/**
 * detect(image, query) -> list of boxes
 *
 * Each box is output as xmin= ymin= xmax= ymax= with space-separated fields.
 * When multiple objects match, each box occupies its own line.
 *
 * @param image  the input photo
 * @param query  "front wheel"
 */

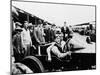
xmin=21 ymin=56 xmax=45 ymax=73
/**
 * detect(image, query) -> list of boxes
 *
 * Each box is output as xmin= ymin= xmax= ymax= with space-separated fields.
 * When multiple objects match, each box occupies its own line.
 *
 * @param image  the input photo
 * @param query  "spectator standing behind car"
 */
xmin=44 ymin=24 xmax=51 ymax=43
xmin=34 ymin=20 xmax=45 ymax=45
xmin=12 ymin=24 xmax=23 ymax=62
xmin=28 ymin=23 xmax=35 ymax=45
xmin=61 ymin=21 xmax=73 ymax=41
xmin=21 ymin=21 xmax=32 ymax=57
xmin=50 ymin=25 xmax=56 ymax=42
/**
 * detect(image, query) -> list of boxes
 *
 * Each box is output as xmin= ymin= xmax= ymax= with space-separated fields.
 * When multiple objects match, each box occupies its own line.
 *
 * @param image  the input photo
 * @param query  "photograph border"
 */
xmin=10 ymin=0 xmax=96 ymax=74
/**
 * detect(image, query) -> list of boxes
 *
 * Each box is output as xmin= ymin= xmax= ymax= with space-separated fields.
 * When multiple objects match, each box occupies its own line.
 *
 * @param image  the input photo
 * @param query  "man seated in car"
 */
xmin=46 ymin=29 xmax=71 ymax=61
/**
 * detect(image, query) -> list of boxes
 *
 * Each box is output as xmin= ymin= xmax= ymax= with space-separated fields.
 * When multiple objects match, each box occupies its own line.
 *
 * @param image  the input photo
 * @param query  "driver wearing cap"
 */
xmin=46 ymin=29 xmax=71 ymax=61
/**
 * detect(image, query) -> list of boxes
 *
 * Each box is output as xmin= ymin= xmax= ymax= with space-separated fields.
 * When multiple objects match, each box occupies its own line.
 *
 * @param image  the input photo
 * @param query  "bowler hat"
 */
xmin=38 ymin=20 xmax=42 ymax=24
xmin=28 ymin=23 xmax=33 ymax=27
xmin=15 ymin=22 xmax=22 ymax=27
xmin=15 ymin=27 xmax=23 ymax=32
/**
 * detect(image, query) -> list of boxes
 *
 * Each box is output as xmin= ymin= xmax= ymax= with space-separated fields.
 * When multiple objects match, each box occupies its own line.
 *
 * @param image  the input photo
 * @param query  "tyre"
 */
xmin=21 ymin=56 xmax=45 ymax=73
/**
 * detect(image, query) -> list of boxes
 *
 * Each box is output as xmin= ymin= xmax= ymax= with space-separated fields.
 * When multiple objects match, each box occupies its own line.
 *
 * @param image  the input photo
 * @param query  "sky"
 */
xmin=12 ymin=1 xmax=95 ymax=26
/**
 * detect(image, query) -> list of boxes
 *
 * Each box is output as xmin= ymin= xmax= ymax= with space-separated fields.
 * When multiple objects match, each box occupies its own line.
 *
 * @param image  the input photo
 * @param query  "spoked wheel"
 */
xmin=21 ymin=56 xmax=45 ymax=73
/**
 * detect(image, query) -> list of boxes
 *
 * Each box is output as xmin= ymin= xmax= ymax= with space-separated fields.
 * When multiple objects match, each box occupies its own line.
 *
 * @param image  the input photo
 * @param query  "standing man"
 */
xmin=12 ymin=22 xmax=23 ymax=62
xmin=44 ymin=24 xmax=51 ymax=43
xmin=21 ymin=21 xmax=32 ymax=57
xmin=50 ymin=25 xmax=56 ymax=42
xmin=34 ymin=20 xmax=45 ymax=45
xmin=33 ymin=20 xmax=46 ymax=55
xmin=61 ymin=21 xmax=73 ymax=41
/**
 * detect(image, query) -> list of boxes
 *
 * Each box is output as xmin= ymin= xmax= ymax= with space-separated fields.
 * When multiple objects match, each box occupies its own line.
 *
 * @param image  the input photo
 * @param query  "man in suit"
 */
xmin=12 ymin=26 xmax=23 ymax=62
xmin=50 ymin=25 xmax=56 ymax=42
xmin=44 ymin=24 xmax=51 ymax=43
xmin=34 ymin=20 xmax=45 ymax=45
xmin=61 ymin=21 xmax=73 ymax=41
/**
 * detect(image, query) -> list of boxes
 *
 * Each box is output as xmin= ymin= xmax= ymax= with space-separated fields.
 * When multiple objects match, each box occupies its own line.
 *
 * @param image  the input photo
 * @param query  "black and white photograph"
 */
xmin=11 ymin=0 xmax=96 ymax=74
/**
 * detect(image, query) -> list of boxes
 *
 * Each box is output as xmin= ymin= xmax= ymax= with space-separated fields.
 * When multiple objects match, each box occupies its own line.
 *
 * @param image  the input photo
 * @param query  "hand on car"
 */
xmin=48 ymin=57 xmax=52 ymax=62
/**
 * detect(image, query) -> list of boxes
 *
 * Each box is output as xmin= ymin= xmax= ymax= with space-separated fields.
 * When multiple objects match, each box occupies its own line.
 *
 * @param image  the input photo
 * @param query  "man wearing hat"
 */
xmin=34 ymin=20 xmax=45 ymax=45
xmin=12 ymin=26 xmax=23 ymax=62
xmin=46 ymin=29 xmax=71 ymax=61
xmin=12 ymin=22 xmax=22 ymax=36
xmin=15 ymin=22 xmax=22 ymax=28
xmin=61 ymin=21 xmax=73 ymax=41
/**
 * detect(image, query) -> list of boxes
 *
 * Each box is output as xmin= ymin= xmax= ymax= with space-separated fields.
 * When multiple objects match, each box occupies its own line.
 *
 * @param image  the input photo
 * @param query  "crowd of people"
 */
xmin=12 ymin=20 xmax=74 ymax=62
